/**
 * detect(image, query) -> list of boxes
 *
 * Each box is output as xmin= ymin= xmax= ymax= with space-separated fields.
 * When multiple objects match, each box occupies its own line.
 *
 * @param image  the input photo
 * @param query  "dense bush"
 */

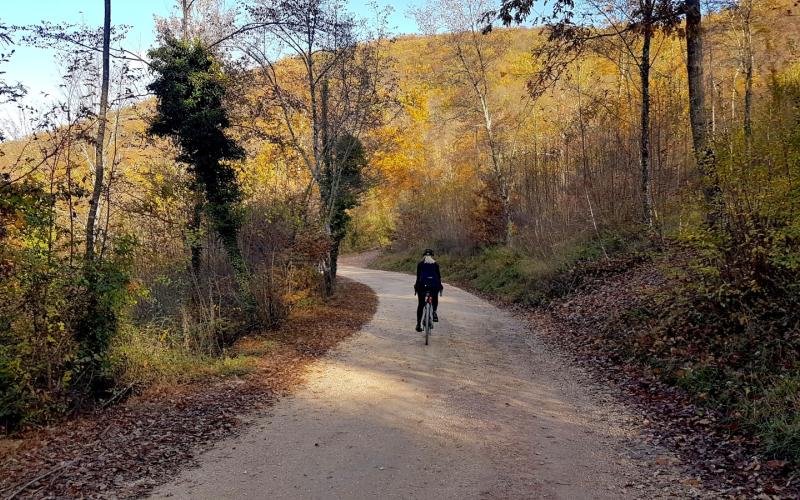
xmin=0 ymin=180 xmax=133 ymax=430
xmin=0 ymin=124 xmax=326 ymax=433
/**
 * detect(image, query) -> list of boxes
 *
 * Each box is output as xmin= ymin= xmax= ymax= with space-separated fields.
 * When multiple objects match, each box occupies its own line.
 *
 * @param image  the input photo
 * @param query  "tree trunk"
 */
xmin=85 ymin=0 xmax=111 ymax=262
xmin=208 ymin=201 xmax=252 ymax=316
xmin=640 ymin=25 xmax=655 ymax=230
xmin=742 ymin=10 xmax=754 ymax=160
xmin=308 ymin=53 xmax=320 ymax=183
xmin=181 ymin=0 xmax=191 ymax=41
xmin=686 ymin=0 xmax=706 ymax=154
xmin=576 ymin=66 xmax=607 ymax=257
xmin=501 ymin=186 xmax=513 ymax=247
xmin=319 ymin=78 xmax=337 ymax=295
xmin=189 ymin=195 xmax=203 ymax=274
xmin=743 ymin=53 xmax=753 ymax=149
xmin=685 ymin=0 xmax=722 ymax=226
xmin=709 ymin=37 xmax=717 ymax=135
xmin=323 ymin=236 xmax=341 ymax=297
xmin=478 ymin=94 xmax=512 ymax=246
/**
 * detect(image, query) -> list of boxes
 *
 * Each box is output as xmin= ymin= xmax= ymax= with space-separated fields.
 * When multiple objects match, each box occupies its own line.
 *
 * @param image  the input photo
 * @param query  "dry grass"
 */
xmin=111 ymin=277 xmax=376 ymax=392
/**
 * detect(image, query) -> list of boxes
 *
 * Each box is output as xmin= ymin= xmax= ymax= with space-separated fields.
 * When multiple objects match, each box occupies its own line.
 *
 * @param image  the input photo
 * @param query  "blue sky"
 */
xmin=0 ymin=0 xmax=422 ymax=120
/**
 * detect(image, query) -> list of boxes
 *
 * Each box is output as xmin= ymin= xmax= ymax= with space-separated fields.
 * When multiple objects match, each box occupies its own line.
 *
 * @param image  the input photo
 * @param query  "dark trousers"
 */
xmin=416 ymin=290 xmax=439 ymax=323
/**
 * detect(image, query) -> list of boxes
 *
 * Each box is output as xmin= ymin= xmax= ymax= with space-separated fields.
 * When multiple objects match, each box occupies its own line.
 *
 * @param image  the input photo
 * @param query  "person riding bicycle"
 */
xmin=414 ymin=249 xmax=443 ymax=332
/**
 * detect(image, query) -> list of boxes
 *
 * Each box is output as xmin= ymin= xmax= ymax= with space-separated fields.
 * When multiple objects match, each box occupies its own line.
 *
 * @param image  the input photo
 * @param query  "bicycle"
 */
xmin=422 ymin=291 xmax=434 ymax=345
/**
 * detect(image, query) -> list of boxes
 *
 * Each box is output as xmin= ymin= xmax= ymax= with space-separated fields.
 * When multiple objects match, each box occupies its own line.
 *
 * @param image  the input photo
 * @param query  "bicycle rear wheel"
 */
xmin=424 ymin=303 xmax=432 ymax=345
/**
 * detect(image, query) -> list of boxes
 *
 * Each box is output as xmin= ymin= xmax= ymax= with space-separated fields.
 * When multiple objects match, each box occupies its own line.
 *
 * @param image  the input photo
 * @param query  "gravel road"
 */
xmin=151 ymin=265 xmax=693 ymax=499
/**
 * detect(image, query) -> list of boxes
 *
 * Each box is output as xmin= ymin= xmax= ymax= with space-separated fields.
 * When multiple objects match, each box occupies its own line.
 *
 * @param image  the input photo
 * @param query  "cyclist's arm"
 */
xmin=435 ymin=263 xmax=443 ymax=295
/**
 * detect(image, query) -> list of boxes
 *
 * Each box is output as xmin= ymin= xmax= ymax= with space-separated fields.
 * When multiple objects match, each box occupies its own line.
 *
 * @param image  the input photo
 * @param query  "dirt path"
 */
xmin=152 ymin=266 xmax=696 ymax=499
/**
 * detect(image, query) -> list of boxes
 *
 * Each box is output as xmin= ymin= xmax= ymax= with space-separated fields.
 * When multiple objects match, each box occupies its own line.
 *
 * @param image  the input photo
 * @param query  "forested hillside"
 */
xmin=1 ymin=0 xmax=799 ymax=491
xmin=355 ymin=0 xmax=800 ymax=255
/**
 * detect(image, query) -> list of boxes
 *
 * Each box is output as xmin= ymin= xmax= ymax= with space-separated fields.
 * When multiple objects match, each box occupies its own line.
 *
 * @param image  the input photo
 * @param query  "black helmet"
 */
xmin=423 ymin=248 xmax=434 ymax=256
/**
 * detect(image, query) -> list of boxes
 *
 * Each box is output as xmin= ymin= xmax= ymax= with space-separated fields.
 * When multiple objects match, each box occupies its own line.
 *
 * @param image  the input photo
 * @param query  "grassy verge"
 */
xmin=373 ymin=232 xmax=649 ymax=304
xmin=110 ymin=325 xmax=262 ymax=388
xmin=110 ymin=279 xmax=376 ymax=392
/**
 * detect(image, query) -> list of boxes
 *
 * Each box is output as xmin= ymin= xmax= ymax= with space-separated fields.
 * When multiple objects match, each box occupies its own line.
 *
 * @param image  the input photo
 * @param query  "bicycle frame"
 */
xmin=423 ymin=292 xmax=433 ymax=345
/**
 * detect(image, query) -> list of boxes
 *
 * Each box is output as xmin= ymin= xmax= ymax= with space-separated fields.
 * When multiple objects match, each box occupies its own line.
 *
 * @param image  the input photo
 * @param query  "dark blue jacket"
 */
xmin=414 ymin=261 xmax=443 ymax=293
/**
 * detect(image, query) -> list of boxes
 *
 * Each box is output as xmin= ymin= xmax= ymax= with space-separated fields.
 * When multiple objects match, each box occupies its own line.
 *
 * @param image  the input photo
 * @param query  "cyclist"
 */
xmin=414 ymin=248 xmax=443 ymax=332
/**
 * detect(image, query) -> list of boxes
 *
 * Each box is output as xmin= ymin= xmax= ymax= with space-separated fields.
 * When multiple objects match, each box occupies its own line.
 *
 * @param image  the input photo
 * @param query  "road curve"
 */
xmin=151 ymin=265 xmax=683 ymax=499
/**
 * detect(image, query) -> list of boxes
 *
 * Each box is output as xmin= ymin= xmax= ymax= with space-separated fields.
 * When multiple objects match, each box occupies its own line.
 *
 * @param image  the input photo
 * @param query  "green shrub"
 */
xmin=0 ymin=181 xmax=133 ymax=430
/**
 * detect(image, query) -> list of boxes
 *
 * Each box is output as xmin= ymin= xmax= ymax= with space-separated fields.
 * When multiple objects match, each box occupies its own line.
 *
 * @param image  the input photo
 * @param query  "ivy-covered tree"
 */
xmin=321 ymin=133 xmax=369 ymax=290
xmin=147 ymin=38 xmax=250 ymax=299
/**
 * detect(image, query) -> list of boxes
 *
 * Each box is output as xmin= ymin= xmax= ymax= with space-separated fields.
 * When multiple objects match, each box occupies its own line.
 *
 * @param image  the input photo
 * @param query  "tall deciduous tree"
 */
xmin=242 ymin=0 xmax=390 ymax=292
xmin=84 ymin=0 xmax=112 ymax=261
xmin=685 ymin=0 xmax=723 ymax=226
xmin=321 ymin=133 xmax=369 ymax=284
xmin=731 ymin=0 xmax=755 ymax=151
